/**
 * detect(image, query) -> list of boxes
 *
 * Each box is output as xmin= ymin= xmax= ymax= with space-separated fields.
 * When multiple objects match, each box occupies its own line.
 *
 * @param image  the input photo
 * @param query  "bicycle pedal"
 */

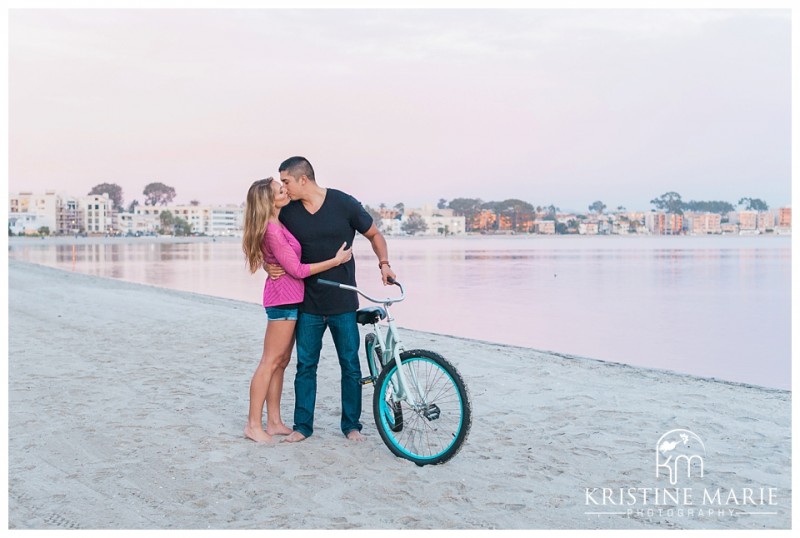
xmin=423 ymin=403 xmax=441 ymax=421
xmin=359 ymin=376 xmax=376 ymax=385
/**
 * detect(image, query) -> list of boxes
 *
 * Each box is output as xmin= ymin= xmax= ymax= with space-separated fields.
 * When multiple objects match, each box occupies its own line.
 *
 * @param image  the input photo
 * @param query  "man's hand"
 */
xmin=265 ymin=262 xmax=286 ymax=280
xmin=380 ymin=264 xmax=396 ymax=286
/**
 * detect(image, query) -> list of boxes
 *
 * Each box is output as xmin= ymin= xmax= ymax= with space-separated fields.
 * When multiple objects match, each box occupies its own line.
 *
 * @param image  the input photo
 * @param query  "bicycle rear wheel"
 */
xmin=364 ymin=333 xmax=382 ymax=379
xmin=373 ymin=350 xmax=471 ymax=466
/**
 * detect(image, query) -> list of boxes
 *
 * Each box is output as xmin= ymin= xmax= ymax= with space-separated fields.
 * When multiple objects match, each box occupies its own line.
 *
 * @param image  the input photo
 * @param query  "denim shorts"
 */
xmin=265 ymin=305 xmax=299 ymax=321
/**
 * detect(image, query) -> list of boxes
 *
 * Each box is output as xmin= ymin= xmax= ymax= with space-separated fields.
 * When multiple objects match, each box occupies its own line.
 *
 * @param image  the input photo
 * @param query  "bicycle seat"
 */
xmin=356 ymin=306 xmax=387 ymax=325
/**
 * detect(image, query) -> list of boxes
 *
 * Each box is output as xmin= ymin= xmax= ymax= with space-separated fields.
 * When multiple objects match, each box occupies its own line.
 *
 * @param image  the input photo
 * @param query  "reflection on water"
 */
xmin=9 ymin=235 xmax=791 ymax=389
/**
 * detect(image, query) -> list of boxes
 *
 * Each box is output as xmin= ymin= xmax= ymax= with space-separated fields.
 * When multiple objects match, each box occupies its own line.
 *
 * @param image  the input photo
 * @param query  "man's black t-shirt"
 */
xmin=279 ymin=188 xmax=373 ymax=315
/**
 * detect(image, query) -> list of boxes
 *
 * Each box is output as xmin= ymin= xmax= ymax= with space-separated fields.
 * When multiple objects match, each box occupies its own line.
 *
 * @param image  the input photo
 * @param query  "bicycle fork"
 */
xmin=371 ymin=313 xmax=426 ymax=412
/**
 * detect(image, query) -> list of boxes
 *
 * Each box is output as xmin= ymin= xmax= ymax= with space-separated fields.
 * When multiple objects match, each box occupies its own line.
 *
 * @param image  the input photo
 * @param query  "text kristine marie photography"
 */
xmin=584 ymin=429 xmax=781 ymax=522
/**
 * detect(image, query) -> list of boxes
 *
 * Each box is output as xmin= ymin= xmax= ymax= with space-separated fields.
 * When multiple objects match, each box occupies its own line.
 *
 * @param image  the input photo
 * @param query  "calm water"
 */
xmin=8 ymin=235 xmax=791 ymax=390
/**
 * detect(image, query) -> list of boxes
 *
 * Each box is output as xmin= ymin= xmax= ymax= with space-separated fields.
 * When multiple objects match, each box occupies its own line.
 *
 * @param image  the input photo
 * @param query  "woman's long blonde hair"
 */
xmin=242 ymin=177 xmax=277 ymax=273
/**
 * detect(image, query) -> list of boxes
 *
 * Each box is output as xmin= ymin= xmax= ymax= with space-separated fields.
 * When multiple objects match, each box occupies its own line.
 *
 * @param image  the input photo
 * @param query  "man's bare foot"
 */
xmin=346 ymin=430 xmax=366 ymax=442
xmin=281 ymin=431 xmax=307 ymax=443
xmin=266 ymin=423 xmax=293 ymax=436
xmin=244 ymin=425 xmax=273 ymax=443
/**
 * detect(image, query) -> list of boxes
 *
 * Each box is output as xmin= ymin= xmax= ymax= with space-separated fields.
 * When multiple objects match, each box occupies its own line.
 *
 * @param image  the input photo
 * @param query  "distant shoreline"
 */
xmin=7 ymin=232 xmax=791 ymax=247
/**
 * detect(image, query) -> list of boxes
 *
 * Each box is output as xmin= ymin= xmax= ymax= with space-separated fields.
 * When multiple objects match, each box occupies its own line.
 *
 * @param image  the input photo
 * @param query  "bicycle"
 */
xmin=318 ymin=277 xmax=472 ymax=466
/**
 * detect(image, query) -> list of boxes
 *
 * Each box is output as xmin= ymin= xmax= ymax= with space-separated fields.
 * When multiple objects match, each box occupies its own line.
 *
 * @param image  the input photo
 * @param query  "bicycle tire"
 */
xmin=373 ymin=350 xmax=471 ymax=466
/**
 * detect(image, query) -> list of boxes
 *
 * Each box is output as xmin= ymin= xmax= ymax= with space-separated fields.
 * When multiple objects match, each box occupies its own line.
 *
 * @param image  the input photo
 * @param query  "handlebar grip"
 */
xmin=387 ymin=276 xmax=397 ymax=285
xmin=317 ymin=278 xmax=342 ymax=288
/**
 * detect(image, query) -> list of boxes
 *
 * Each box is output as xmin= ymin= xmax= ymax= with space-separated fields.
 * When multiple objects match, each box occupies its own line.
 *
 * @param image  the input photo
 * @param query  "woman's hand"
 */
xmin=335 ymin=242 xmax=353 ymax=265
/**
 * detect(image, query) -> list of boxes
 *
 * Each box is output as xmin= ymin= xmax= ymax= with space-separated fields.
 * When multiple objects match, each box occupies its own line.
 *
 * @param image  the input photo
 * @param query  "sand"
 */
xmin=6 ymin=259 xmax=792 ymax=530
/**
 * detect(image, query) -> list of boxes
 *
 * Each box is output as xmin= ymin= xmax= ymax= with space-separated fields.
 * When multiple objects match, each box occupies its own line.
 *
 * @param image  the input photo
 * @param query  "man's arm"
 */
xmin=264 ymin=261 xmax=285 ymax=279
xmin=362 ymin=223 xmax=397 ymax=285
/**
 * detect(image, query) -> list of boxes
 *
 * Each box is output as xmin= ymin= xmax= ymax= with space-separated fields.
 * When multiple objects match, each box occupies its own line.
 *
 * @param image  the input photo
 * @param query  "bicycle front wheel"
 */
xmin=373 ymin=350 xmax=471 ymax=466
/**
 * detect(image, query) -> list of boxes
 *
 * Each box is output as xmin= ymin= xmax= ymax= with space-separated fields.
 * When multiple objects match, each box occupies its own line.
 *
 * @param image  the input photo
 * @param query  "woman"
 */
xmin=242 ymin=177 xmax=351 ymax=443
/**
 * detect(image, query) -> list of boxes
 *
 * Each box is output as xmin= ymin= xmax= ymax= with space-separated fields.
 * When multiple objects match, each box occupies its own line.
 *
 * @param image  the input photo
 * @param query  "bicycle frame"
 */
xmin=320 ymin=277 xmax=472 ymax=466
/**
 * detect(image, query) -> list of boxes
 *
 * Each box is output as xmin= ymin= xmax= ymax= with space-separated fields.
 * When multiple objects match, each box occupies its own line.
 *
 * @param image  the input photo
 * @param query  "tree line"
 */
xmin=649 ymin=192 xmax=769 ymax=215
xmin=88 ymin=181 xmax=179 ymax=212
xmin=367 ymin=193 xmax=772 ymax=234
xmin=87 ymin=181 xmax=192 ymax=235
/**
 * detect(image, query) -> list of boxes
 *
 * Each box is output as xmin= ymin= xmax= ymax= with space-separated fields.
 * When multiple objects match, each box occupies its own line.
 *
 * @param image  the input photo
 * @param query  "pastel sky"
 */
xmin=8 ymin=8 xmax=792 ymax=212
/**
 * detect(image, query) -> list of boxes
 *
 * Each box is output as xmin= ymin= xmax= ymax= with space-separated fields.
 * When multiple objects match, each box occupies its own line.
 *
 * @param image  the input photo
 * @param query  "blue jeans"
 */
xmin=293 ymin=311 xmax=362 ymax=438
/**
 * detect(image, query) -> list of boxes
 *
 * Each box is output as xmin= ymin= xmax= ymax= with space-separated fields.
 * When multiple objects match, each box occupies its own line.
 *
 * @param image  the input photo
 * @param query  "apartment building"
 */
xmin=534 ymin=220 xmax=556 ymax=234
xmin=81 ymin=194 xmax=114 ymax=234
xmin=685 ymin=212 xmax=722 ymax=235
xmin=737 ymin=211 xmax=758 ymax=231
xmin=210 ymin=205 xmax=244 ymax=236
xmin=778 ymin=207 xmax=791 ymax=228
xmin=134 ymin=203 xmax=243 ymax=235
xmin=377 ymin=205 xmax=466 ymax=236
xmin=646 ymin=212 xmax=684 ymax=235
xmin=9 ymin=191 xmax=60 ymax=233
xmin=757 ymin=212 xmax=775 ymax=232
xmin=412 ymin=205 xmax=465 ymax=236
xmin=118 ymin=212 xmax=159 ymax=235
xmin=170 ymin=204 xmax=212 ymax=235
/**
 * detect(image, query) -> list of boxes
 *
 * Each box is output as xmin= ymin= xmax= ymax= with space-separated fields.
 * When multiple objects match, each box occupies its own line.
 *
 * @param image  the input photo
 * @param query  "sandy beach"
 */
xmin=6 ymin=259 xmax=791 ymax=530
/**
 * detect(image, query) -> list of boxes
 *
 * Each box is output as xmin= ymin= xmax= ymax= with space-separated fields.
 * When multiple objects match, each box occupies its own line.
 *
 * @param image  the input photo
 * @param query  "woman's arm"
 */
xmin=266 ymin=227 xmax=351 ymax=278
xmin=307 ymin=242 xmax=351 ymax=275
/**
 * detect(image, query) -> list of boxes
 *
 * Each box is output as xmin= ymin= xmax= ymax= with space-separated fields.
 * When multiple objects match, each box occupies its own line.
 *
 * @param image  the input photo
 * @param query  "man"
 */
xmin=272 ymin=156 xmax=396 ymax=443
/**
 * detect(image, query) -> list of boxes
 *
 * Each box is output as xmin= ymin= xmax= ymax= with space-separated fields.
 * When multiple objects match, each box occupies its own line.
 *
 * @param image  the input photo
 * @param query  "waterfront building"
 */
xmin=378 ymin=207 xmax=401 ymax=220
xmin=132 ymin=203 xmax=243 ymax=235
xmin=8 ymin=212 xmax=43 ymax=235
xmin=170 ymin=204 xmax=212 ymax=234
xmin=58 ymin=197 xmax=81 ymax=235
xmin=757 ymin=212 xmax=775 ymax=232
xmin=778 ymin=207 xmax=791 ymax=228
xmin=534 ymin=220 xmax=556 ymax=234
xmin=775 ymin=207 xmax=791 ymax=234
xmin=737 ymin=211 xmax=758 ymax=231
xmin=9 ymin=191 xmax=85 ymax=235
xmin=9 ymin=191 xmax=60 ymax=233
xmin=473 ymin=209 xmax=498 ymax=231
xmin=209 ymin=205 xmax=243 ymax=236
xmin=685 ymin=212 xmax=722 ymax=235
xmin=378 ymin=206 xmax=465 ymax=236
xmin=379 ymin=217 xmax=403 ymax=236
xmin=80 ymin=194 xmax=114 ymax=235
xmin=118 ymin=211 xmax=159 ymax=235
xmin=410 ymin=205 xmax=465 ymax=236
xmin=646 ymin=212 xmax=684 ymax=235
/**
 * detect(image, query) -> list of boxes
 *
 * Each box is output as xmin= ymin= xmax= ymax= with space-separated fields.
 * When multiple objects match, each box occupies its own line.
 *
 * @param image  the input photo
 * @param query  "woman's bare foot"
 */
xmin=281 ymin=431 xmax=307 ymax=443
xmin=244 ymin=425 xmax=273 ymax=443
xmin=266 ymin=422 xmax=293 ymax=436
xmin=346 ymin=430 xmax=366 ymax=442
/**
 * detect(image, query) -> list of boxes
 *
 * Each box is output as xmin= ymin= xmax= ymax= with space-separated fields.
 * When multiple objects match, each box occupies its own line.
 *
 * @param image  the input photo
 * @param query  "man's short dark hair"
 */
xmin=279 ymin=156 xmax=315 ymax=181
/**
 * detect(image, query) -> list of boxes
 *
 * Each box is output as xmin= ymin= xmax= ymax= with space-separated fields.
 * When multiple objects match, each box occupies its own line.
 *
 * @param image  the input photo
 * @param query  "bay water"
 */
xmin=8 ymin=235 xmax=791 ymax=389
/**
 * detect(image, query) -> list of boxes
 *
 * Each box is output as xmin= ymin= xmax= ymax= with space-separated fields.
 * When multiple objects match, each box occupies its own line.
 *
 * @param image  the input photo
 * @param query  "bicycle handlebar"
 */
xmin=317 ymin=277 xmax=405 ymax=305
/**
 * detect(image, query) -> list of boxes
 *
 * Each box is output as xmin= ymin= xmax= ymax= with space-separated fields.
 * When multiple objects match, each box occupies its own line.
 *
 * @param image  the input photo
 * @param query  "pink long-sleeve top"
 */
xmin=261 ymin=222 xmax=311 ymax=308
